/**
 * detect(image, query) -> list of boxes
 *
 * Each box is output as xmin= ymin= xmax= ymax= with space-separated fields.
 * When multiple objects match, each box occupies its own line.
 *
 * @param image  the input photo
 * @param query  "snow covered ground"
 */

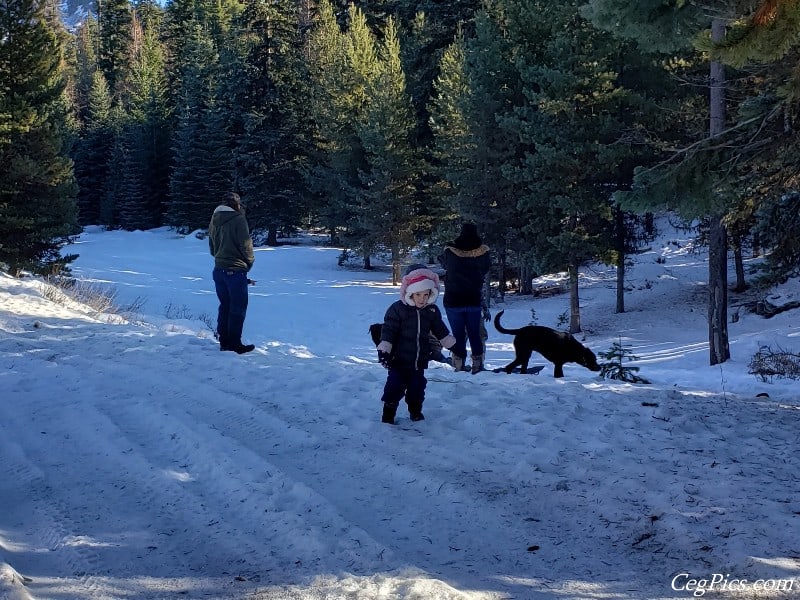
xmin=1 ymin=222 xmax=799 ymax=600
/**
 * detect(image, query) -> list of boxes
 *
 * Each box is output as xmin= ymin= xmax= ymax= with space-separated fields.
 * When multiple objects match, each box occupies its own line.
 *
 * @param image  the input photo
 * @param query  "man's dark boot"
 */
xmin=218 ymin=330 xmax=231 ymax=351
xmin=222 ymin=341 xmax=255 ymax=354
xmin=381 ymin=403 xmax=397 ymax=424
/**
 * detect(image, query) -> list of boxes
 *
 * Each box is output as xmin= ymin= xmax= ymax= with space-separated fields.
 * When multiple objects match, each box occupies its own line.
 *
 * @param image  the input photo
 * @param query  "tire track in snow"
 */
xmin=1 ymin=339 xmax=273 ymax=599
xmin=0 ymin=388 xmax=119 ymax=599
xmin=73 ymin=344 xmax=402 ymax=589
xmin=98 ymin=391 xmax=386 ymax=579
xmin=178 ymin=361 xmax=549 ymax=591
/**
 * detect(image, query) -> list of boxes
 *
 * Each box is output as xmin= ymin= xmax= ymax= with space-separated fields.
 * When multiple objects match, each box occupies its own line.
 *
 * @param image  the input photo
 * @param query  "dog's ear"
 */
xmin=369 ymin=323 xmax=383 ymax=346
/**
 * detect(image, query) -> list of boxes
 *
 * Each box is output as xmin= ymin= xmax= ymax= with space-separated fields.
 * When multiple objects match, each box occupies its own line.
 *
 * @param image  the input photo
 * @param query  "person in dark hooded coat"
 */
xmin=438 ymin=223 xmax=491 ymax=373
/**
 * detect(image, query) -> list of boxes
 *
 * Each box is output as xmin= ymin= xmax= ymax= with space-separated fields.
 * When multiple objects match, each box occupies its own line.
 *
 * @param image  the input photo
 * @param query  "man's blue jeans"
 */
xmin=445 ymin=306 xmax=484 ymax=359
xmin=213 ymin=268 xmax=249 ymax=347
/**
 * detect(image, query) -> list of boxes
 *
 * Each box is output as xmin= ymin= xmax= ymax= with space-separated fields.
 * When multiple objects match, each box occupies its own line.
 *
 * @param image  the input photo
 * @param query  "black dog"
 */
xmin=369 ymin=323 xmax=450 ymax=365
xmin=493 ymin=311 xmax=601 ymax=378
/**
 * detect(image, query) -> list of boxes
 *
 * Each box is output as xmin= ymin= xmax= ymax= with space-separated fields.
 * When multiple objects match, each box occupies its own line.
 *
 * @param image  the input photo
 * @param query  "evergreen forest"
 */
xmin=2 ymin=0 xmax=800 ymax=365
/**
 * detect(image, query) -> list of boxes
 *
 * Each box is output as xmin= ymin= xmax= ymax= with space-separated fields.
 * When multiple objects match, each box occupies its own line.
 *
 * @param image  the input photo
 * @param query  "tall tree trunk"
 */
xmin=614 ymin=206 xmax=625 ymax=314
xmin=568 ymin=263 xmax=581 ymax=334
xmin=519 ymin=261 xmax=532 ymax=295
xmin=616 ymin=254 xmax=626 ymax=314
xmin=498 ymin=252 xmax=507 ymax=300
xmin=391 ymin=243 xmax=401 ymax=285
xmin=732 ymin=234 xmax=747 ymax=292
xmin=708 ymin=217 xmax=730 ymax=364
xmin=708 ymin=18 xmax=731 ymax=366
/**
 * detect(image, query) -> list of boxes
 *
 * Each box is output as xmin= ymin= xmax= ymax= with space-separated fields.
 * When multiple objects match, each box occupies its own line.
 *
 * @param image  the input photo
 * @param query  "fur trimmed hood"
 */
xmin=399 ymin=268 xmax=441 ymax=306
xmin=444 ymin=244 xmax=490 ymax=258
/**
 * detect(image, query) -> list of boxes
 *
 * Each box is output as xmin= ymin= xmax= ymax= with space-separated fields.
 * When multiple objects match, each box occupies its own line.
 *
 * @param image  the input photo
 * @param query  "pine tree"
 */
xmin=0 ymin=0 xmax=79 ymax=275
xmin=117 ymin=13 xmax=170 ymax=230
xmin=72 ymin=15 xmax=100 ymax=122
xmin=228 ymin=0 xmax=310 ymax=245
xmin=582 ymin=0 xmax=706 ymax=54
xmin=358 ymin=16 xmax=421 ymax=283
xmin=415 ymin=0 xmax=480 ymax=37
xmin=430 ymin=9 xmax=525 ymax=295
xmin=460 ymin=8 xmax=524 ymax=261
xmin=411 ymin=0 xmax=481 ymax=141
xmin=598 ymin=339 xmax=650 ymax=384
xmin=341 ymin=4 xmax=391 ymax=264
xmin=100 ymin=103 xmax=129 ymax=227
xmin=113 ymin=132 xmax=150 ymax=229
xmin=134 ymin=0 xmax=163 ymax=31
xmin=304 ymin=0 xmax=350 ymax=243
xmin=585 ymin=0 xmax=739 ymax=363
xmin=167 ymin=22 xmax=231 ymax=231
xmin=306 ymin=1 xmax=380 ymax=260
xmin=97 ymin=0 xmax=134 ymax=99
xmin=702 ymin=2 xmax=800 ymax=286
xmin=73 ymin=70 xmax=114 ymax=225
xmin=427 ymin=29 xmax=471 ymax=250
xmin=501 ymin=0 xmax=641 ymax=332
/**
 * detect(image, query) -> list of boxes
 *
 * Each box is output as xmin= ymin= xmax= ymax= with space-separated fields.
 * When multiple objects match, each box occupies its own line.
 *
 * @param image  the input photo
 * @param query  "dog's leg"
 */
xmin=516 ymin=347 xmax=533 ymax=374
xmin=553 ymin=363 xmax=565 ymax=378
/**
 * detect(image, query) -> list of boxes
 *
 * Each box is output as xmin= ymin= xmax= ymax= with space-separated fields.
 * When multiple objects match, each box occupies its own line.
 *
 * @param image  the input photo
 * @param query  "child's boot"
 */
xmin=451 ymin=353 xmax=465 ymax=372
xmin=471 ymin=354 xmax=484 ymax=374
xmin=381 ymin=402 xmax=397 ymax=424
xmin=407 ymin=400 xmax=425 ymax=422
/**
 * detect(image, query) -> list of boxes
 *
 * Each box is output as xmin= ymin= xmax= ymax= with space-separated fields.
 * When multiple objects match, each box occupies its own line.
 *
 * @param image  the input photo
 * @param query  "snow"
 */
xmin=1 ymin=222 xmax=799 ymax=600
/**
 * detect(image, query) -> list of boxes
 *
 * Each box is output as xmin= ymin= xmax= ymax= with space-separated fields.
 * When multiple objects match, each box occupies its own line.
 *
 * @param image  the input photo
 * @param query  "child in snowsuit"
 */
xmin=377 ymin=267 xmax=456 ymax=424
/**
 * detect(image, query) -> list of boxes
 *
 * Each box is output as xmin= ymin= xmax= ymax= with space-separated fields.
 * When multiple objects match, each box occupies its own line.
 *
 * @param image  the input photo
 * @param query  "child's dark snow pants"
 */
xmin=381 ymin=367 xmax=426 ymax=417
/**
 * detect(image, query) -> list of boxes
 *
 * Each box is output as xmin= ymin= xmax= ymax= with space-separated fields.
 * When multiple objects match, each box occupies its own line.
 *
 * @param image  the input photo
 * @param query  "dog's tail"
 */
xmin=493 ymin=310 xmax=524 ymax=336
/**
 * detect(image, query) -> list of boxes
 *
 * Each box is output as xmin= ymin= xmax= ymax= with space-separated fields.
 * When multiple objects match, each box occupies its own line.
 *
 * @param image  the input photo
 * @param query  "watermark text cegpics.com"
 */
xmin=672 ymin=573 xmax=796 ymax=597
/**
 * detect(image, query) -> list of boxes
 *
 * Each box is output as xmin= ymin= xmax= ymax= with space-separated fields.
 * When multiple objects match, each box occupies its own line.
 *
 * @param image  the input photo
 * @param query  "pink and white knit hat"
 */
xmin=400 ymin=268 xmax=440 ymax=306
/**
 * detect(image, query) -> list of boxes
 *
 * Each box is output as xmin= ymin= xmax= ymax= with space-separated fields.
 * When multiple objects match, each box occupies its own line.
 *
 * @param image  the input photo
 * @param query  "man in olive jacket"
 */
xmin=209 ymin=192 xmax=256 ymax=354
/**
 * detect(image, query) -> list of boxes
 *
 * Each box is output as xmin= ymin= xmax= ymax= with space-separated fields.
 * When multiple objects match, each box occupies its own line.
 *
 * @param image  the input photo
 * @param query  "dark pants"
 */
xmin=213 ymin=268 xmax=249 ymax=347
xmin=445 ymin=306 xmax=484 ymax=357
xmin=381 ymin=367 xmax=427 ymax=415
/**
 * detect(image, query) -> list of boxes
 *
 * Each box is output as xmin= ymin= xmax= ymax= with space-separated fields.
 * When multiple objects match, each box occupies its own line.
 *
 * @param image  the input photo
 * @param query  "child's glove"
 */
xmin=482 ymin=306 xmax=491 ymax=322
xmin=377 ymin=350 xmax=392 ymax=369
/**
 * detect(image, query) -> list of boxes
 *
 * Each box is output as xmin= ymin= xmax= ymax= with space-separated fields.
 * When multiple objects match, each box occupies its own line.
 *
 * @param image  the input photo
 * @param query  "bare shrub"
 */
xmin=69 ymin=281 xmax=119 ymax=313
xmin=164 ymin=304 xmax=216 ymax=335
xmin=163 ymin=301 xmax=194 ymax=320
xmin=40 ymin=276 xmax=145 ymax=322
xmin=196 ymin=312 xmax=216 ymax=333
xmin=118 ymin=296 xmax=147 ymax=319
xmin=748 ymin=344 xmax=800 ymax=382
xmin=39 ymin=279 xmax=71 ymax=305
